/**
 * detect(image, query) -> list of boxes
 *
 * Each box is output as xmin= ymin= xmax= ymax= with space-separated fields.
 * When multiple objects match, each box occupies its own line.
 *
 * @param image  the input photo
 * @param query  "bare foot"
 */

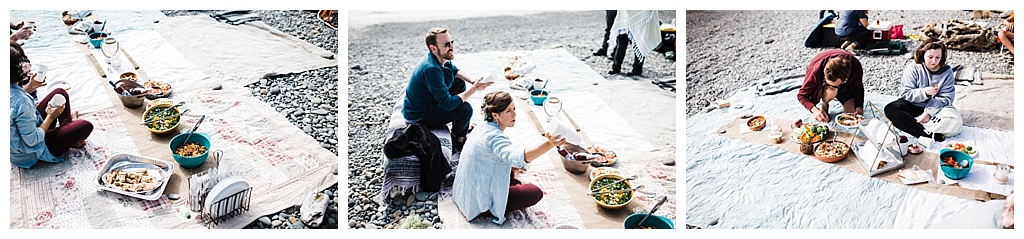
xmin=71 ymin=111 xmax=79 ymax=121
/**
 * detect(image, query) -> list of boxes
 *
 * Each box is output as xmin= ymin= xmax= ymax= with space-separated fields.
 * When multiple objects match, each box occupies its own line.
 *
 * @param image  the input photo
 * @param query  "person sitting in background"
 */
xmin=452 ymin=91 xmax=565 ymax=225
xmin=998 ymin=12 xmax=1014 ymax=55
xmin=836 ymin=10 xmax=870 ymax=53
xmin=797 ymin=49 xmax=865 ymax=123
xmin=883 ymin=40 xmax=955 ymax=141
xmin=10 ymin=42 xmax=93 ymax=168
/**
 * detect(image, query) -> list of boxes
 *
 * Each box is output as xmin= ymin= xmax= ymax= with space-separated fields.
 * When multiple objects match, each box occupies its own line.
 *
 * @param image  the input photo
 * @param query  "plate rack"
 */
xmin=188 ymin=172 xmax=254 ymax=228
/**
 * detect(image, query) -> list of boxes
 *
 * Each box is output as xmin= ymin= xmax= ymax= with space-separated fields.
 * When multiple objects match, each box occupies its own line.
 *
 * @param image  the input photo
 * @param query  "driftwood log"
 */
xmin=920 ymin=19 xmax=997 ymax=51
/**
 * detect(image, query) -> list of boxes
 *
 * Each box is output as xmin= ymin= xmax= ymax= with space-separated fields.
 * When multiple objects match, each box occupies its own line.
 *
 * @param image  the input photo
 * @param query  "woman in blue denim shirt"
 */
xmin=452 ymin=91 xmax=566 ymax=224
xmin=10 ymin=42 xmax=93 ymax=168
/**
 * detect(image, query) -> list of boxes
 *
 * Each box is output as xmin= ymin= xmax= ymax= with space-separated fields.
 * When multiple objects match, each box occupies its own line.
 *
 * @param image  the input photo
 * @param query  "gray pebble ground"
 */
xmin=347 ymin=10 xmax=676 ymax=229
xmin=160 ymin=10 xmax=339 ymax=229
xmin=686 ymin=10 xmax=1014 ymax=118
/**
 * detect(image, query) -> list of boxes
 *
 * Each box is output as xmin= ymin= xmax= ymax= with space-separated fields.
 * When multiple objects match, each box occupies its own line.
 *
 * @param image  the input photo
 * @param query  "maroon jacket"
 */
xmin=797 ymin=49 xmax=864 ymax=111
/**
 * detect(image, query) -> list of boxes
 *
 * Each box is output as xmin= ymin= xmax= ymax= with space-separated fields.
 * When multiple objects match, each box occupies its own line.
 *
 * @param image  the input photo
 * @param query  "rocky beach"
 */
xmin=686 ymin=10 xmax=1014 ymax=118
xmin=347 ymin=10 xmax=677 ymax=229
xmin=161 ymin=10 xmax=340 ymax=229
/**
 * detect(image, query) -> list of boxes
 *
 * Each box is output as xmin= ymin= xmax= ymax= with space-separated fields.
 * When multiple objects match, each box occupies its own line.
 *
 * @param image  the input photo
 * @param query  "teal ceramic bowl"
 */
xmin=623 ymin=213 xmax=674 ymax=229
xmin=169 ymin=132 xmax=210 ymax=169
xmin=88 ymin=32 xmax=108 ymax=48
xmin=939 ymin=149 xmax=973 ymax=180
xmin=530 ymin=89 xmax=548 ymax=106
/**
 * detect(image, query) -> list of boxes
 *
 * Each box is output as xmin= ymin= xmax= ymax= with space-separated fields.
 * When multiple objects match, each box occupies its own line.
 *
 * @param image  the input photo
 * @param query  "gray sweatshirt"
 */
xmin=898 ymin=64 xmax=955 ymax=117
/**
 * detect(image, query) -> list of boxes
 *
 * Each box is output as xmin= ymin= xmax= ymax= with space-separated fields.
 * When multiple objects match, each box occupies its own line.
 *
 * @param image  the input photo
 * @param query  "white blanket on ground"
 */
xmin=686 ymin=88 xmax=1012 ymax=229
xmin=436 ymin=49 xmax=674 ymax=228
xmin=23 ymin=44 xmax=113 ymax=114
xmin=153 ymin=15 xmax=337 ymax=85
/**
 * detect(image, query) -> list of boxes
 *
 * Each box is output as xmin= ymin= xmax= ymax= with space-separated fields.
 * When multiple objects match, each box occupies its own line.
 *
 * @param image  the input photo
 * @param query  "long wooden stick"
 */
xmin=121 ymin=48 xmax=141 ymax=70
xmin=561 ymin=108 xmax=582 ymax=132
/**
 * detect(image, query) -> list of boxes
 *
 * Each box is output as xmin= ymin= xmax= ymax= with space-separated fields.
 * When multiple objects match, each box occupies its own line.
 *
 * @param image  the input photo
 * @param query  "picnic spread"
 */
xmin=10 ymin=10 xmax=337 ymax=229
xmin=688 ymin=80 xmax=1014 ymax=228
xmin=378 ymin=49 xmax=676 ymax=229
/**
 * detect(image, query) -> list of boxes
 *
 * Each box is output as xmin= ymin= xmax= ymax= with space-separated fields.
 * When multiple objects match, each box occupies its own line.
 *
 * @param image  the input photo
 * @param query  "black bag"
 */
xmin=655 ymin=31 xmax=675 ymax=54
xmin=865 ymin=41 xmax=908 ymax=55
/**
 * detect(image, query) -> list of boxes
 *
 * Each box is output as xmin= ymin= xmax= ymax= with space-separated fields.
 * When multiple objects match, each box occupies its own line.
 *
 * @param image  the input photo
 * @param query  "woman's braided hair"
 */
xmin=481 ymin=91 xmax=512 ymax=122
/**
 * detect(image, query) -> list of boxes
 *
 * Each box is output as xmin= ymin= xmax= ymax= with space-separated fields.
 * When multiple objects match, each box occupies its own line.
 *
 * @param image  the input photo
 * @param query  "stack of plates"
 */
xmin=204 ymin=176 xmax=250 ymax=218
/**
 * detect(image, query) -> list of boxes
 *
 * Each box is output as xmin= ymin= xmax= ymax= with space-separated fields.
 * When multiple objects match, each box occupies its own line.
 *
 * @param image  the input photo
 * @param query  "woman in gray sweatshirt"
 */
xmin=883 ymin=40 xmax=955 ymax=141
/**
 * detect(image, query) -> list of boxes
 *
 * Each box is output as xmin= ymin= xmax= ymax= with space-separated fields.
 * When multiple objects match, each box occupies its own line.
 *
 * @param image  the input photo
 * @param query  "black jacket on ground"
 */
xmin=383 ymin=123 xmax=451 ymax=192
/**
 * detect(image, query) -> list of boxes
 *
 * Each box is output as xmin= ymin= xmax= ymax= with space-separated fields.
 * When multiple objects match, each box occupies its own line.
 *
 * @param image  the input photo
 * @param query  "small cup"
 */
xmin=768 ymin=132 xmax=784 ymax=144
xmin=897 ymin=137 xmax=910 ymax=156
xmin=48 ymin=94 xmax=66 ymax=108
xmin=31 ymin=64 xmax=48 ymax=82
xmin=993 ymin=164 xmax=1010 ymax=184
xmin=23 ymin=21 xmax=36 ymax=30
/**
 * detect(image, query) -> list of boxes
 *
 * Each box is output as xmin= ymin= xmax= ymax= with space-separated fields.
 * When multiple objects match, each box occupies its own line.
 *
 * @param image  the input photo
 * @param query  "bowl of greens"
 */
xmin=589 ymin=174 xmax=635 ymax=210
xmin=143 ymin=101 xmax=182 ymax=135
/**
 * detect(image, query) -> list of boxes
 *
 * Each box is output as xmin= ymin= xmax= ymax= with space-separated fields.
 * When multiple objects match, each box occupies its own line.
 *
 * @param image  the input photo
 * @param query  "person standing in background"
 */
xmin=608 ymin=10 xmax=661 ymax=76
xmin=592 ymin=10 xmax=617 ymax=57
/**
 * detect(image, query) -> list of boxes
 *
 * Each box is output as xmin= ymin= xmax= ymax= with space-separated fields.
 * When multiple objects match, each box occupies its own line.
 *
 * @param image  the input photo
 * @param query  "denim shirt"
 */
xmin=452 ymin=121 xmax=527 ymax=224
xmin=402 ymin=52 xmax=461 ymax=122
xmin=10 ymin=84 xmax=57 ymax=168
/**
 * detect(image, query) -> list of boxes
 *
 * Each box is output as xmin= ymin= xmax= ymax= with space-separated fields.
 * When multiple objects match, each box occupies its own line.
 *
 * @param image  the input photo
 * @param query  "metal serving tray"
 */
xmin=94 ymin=153 xmax=175 ymax=201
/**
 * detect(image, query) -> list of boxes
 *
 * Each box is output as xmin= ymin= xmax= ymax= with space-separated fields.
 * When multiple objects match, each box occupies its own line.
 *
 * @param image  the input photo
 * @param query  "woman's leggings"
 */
xmin=36 ymin=88 xmax=93 ymax=156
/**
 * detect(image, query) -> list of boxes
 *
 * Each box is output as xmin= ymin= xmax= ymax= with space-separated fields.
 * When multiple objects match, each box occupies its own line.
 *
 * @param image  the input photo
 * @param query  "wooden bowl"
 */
xmin=747 ymin=116 xmax=766 ymax=131
xmin=119 ymin=72 xmax=138 ymax=82
xmin=813 ymin=141 xmax=849 ymax=163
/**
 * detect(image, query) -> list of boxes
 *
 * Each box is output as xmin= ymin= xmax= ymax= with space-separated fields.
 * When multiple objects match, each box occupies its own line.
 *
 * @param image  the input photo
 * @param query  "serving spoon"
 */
xmin=181 ymin=115 xmax=206 ymax=145
xmin=588 ymin=185 xmax=644 ymax=196
xmin=590 ymin=175 xmax=639 ymax=193
xmin=636 ymin=196 xmax=669 ymax=228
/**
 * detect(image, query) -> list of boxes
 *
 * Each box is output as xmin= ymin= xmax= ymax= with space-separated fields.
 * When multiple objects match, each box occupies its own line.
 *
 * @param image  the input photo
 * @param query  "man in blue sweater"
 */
xmin=402 ymin=27 xmax=493 ymax=151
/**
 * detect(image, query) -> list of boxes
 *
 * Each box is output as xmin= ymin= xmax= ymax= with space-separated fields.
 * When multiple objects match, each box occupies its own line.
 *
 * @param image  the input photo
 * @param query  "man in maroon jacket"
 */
xmin=797 ymin=49 xmax=865 ymax=123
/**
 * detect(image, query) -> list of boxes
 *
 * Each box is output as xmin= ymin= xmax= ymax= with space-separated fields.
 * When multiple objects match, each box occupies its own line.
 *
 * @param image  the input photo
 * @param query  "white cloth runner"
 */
xmin=23 ymin=44 xmax=113 ymax=114
xmin=113 ymin=30 xmax=207 ymax=88
xmin=153 ymin=15 xmax=337 ymax=85
xmin=457 ymin=49 xmax=655 ymax=155
xmin=935 ymin=163 xmax=1015 ymax=196
xmin=891 ymin=187 xmax=982 ymax=229
xmin=930 ymin=125 xmax=1015 ymax=167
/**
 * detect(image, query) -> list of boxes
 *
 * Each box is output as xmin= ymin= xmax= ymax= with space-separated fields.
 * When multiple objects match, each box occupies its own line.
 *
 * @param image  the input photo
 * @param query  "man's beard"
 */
xmin=436 ymin=48 xmax=454 ymax=61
